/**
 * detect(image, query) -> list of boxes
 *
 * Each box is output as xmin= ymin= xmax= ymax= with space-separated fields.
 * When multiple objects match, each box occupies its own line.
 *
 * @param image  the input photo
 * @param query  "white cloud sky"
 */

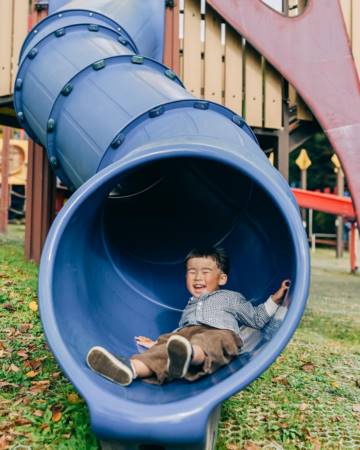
xmin=262 ymin=0 xmax=283 ymax=12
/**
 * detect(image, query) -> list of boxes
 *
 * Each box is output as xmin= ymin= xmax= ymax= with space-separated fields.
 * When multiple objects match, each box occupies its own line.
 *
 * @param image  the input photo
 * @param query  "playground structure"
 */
xmin=0 ymin=2 xmax=358 ymax=448
xmin=0 ymin=137 xmax=28 ymax=221
xmin=12 ymin=0 xmax=312 ymax=449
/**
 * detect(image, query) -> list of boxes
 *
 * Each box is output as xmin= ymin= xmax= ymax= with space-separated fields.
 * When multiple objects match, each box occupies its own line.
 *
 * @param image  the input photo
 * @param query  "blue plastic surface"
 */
xmin=16 ymin=0 xmax=310 ymax=447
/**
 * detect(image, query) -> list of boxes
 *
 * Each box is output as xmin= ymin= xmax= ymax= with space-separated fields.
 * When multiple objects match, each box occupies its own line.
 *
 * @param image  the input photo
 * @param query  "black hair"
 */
xmin=185 ymin=247 xmax=230 ymax=275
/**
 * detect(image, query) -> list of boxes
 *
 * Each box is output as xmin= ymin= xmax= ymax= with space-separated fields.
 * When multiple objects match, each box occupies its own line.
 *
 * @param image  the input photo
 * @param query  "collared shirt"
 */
xmin=178 ymin=289 xmax=278 ymax=337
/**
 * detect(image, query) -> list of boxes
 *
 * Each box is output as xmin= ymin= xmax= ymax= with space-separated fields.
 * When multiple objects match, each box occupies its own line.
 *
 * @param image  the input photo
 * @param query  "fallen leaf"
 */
xmin=0 ymin=342 xmax=5 ymax=350
xmin=19 ymin=323 xmax=32 ymax=333
xmin=0 ymin=434 xmax=12 ymax=450
xmin=52 ymin=409 xmax=62 ymax=423
xmin=243 ymin=442 xmax=261 ymax=450
xmin=307 ymin=437 xmax=321 ymax=450
xmin=14 ymin=416 xmax=32 ymax=426
xmin=330 ymin=415 xmax=342 ymax=422
xmin=29 ymin=380 xmax=50 ymax=395
xmin=33 ymin=410 xmax=43 ymax=417
xmin=40 ymin=423 xmax=48 ymax=430
xmin=25 ymin=359 xmax=43 ymax=370
xmin=272 ymin=374 xmax=290 ymax=386
xmin=301 ymin=362 xmax=315 ymax=373
xmin=9 ymin=363 xmax=20 ymax=373
xmin=67 ymin=393 xmax=80 ymax=404
xmin=299 ymin=402 xmax=308 ymax=411
xmin=25 ymin=370 xmax=39 ymax=378
xmin=0 ymin=381 xmax=17 ymax=391
xmin=352 ymin=404 xmax=360 ymax=413
xmin=28 ymin=301 xmax=38 ymax=312
xmin=5 ymin=327 xmax=16 ymax=337
xmin=16 ymin=350 xmax=29 ymax=359
xmin=2 ymin=304 xmax=16 ymax=312
xmin=52 ymin=372 xmax=61 ymax=379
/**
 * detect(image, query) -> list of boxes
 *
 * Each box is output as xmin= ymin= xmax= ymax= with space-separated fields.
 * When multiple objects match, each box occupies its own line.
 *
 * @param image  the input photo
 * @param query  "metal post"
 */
xmin=349 ymin=221 xmax=358 ymax=273
xmin=277 ymin=82 xmax=289 ymax=181
xmin=300 ymin=168 xmax=307 ymax=222
xmin=336 ymin=168 xmax=344 ymax=258
xmin=0 ymin=127 xmax=11 ymax=234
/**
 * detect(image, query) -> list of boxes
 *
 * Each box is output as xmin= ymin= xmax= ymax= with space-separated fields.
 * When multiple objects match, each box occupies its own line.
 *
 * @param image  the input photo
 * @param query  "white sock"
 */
xmin=130 ymin=360 xmax=138 ymax=378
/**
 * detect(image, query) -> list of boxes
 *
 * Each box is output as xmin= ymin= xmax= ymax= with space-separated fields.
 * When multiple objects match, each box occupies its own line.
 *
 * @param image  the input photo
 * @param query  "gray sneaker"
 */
xmin=166 ymin=335 xmax=193 ymax=378
xmin=86 ymin=346 xmax=134 ymax=386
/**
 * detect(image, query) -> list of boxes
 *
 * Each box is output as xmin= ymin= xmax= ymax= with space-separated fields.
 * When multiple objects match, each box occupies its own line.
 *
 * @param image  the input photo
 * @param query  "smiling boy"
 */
xmin=87 ymin=247 xmax=290 ymax=386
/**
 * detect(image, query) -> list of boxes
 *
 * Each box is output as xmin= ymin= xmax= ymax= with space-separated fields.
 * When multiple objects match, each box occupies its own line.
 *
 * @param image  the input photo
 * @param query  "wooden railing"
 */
xmin=178 ymin=0 xmax=283 ymax=129
xmin=0 ymin=0 xmax=28 ymax=97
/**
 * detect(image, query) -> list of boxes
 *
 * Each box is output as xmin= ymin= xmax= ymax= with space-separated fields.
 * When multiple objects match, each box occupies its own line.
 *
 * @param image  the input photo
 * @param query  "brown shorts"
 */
xmin=132 ymin=325 xmax=242 ymax=384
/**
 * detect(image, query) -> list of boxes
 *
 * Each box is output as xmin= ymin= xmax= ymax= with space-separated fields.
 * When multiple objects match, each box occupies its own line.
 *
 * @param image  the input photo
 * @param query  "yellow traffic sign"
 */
xmin=296 ymin=148 xmax=312 ymax=171
xmin=331 ymin=153 xmax=341 ymax=169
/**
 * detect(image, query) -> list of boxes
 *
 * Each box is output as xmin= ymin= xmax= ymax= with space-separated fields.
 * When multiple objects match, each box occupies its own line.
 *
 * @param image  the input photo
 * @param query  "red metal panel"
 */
xmin=292 ymin=188 xmax=355 ymax=219
xmin=208 ymin=0 xmax=360 ymax=225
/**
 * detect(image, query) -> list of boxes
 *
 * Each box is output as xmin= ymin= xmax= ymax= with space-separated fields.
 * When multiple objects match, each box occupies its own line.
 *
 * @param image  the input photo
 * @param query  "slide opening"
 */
xmin=51 ymin=154 xmax=296 ymax=403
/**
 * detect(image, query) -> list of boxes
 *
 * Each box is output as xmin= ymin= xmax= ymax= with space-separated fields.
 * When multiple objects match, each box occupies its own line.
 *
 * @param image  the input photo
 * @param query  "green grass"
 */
xmin=0 ymin=228 xmax=359 ymax=449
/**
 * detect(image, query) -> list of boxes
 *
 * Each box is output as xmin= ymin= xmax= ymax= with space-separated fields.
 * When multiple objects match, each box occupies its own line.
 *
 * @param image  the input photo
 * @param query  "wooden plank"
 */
xmin=224 ymin=27 xmax=243 ymax=115
xmin=244 ymin=43 xmax=263 ymax=127
xmin=264 ymin=61 xmax=282 ymax=129
xmin=297 ymin=0 xmax=307 ymax=14
xmin=0 ymin=0 xmax=13 ymax=96
xmin=11 ymin=0 xmax=29 ymax=87
xmin=288 ymin=84 xmax=297 ymax=108
xmin=351 ymin=0 xmax=360 ymax=75
xmin=183 ymin=0 xmax=202 ymax=96
xmin=297 ymin=94 xmax=313 ymax=121
xmin=288 ymin=0 xmax=298 ymax=17
xmin=340 ymin=0 xmax=352 ymax=40
xmin=204 ymin=8 xmax=223 ymax=103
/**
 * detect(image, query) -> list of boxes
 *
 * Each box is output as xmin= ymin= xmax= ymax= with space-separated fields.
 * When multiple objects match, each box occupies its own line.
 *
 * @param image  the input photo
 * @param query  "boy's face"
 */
xmin=186 ymin=256 xmax=228 ymax=298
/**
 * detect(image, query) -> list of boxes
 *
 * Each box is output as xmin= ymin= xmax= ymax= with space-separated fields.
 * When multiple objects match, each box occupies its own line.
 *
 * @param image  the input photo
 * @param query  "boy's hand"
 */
xmin=272 ymin=279 xmax=291 ymax=305
xmin=135 ymin=336 xmax=157 ymax=349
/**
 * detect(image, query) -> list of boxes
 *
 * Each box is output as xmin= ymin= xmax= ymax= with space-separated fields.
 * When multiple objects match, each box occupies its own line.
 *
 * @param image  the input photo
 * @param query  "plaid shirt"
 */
xmin=178 ymin=289 xmax=278 ymax=336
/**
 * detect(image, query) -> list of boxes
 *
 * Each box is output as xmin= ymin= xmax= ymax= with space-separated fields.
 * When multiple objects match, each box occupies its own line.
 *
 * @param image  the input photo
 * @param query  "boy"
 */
xmin=87 ymin=247 xmax=290 ymax=386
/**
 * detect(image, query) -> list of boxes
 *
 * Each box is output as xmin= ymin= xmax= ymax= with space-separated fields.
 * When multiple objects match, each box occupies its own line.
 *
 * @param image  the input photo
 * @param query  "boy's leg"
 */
xmin=131 ymin=332 xmax=174 ymax=384
xmin=182 ymin=326 xmax=242 ymax=381
xmin=130 ymin=358 xmax=154 ymax=378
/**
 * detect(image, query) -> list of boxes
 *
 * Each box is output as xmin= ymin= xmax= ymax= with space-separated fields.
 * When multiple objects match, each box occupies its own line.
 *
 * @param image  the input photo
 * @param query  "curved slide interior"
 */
xmin=15 ymin=1 xmax=310 ymax=448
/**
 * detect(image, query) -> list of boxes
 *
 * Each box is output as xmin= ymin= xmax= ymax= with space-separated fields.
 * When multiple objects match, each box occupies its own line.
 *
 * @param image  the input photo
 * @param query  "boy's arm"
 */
xmin=234 ymin=295 xmax=278 ymax=329
xmin=235 ymin=280 xmax=290 ymax=329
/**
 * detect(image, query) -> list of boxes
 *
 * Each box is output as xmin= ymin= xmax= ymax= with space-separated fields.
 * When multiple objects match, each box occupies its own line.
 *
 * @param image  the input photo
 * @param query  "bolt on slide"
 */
xmin=14 ymin=1 xmax=310 ymax=448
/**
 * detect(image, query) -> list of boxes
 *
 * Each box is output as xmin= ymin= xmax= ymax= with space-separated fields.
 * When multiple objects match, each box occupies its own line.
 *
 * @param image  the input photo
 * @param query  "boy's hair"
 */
xmin=185 ymin=247 xmax=230 ymax=275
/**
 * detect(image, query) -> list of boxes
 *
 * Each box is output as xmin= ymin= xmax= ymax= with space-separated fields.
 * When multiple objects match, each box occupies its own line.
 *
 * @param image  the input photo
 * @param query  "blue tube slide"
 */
xmin=14 ymin=1 xmax=310 ymax=448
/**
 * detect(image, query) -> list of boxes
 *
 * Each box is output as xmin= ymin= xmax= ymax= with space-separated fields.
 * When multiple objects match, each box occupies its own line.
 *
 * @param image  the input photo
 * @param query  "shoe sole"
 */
xmin=166 ymin=335 xmax=192 ymax=378
xmin=86 ymin=346 xmax=133 ymax=386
